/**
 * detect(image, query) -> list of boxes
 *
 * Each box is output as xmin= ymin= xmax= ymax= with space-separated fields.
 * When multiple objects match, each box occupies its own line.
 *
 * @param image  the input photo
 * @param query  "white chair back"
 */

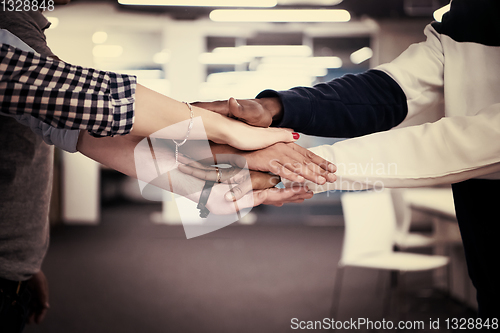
xmin=340 ymin=190 xmax=396 ymax=265
xmin=390 ymin=189 xmax=412 ymax=239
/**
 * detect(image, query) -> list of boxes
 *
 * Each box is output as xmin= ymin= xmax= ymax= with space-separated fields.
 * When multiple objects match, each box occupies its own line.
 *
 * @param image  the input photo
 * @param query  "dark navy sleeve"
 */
xmin=256 ymin=69 xmax=408 ymax=138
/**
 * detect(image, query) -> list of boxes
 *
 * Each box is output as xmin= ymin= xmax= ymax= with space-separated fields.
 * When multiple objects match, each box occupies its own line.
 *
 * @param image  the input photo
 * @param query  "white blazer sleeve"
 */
xmin=376 ymin=25 xmax=446 ymax=127
xmin=286 ymin=103 xmax=500 ymax=192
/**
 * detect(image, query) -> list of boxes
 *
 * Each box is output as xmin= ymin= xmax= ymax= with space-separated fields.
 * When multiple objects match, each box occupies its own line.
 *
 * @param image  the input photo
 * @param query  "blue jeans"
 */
xmin=0 ymin=279 xmax=31 ymax=333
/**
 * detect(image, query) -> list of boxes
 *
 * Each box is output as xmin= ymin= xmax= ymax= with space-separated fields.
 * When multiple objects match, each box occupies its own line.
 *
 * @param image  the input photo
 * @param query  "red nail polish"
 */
xmin=292 ymin=132 xmax=300 ymax=140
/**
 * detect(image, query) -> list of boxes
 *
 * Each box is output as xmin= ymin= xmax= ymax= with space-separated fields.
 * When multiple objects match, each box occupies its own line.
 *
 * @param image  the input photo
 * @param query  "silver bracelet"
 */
xmin=173 ymin=101 xmax=194 ymax=164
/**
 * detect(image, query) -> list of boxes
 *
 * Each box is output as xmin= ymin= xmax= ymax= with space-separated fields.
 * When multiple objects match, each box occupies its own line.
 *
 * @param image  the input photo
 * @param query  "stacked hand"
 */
xmin=77 ymin=91 xmax=336 ymax=214
xmin=173 ymin=96 xmax=337 ymax=209
xmin=193 ymin=96 xmax=282 ymax=128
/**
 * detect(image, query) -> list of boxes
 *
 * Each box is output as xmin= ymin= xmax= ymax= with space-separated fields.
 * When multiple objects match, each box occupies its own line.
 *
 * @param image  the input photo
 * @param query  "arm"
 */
xmin=285 ymin=103 xmax=500 ymax=192
xmin=76 ymin=132 xmax=311 ymax=213
xmin=257 ymin=69 xmax=409 ymax=137
xmin=194 ymin=70 xmax=408 ymax=138
xmin=0 ymin=43 xmax=296 ymax=150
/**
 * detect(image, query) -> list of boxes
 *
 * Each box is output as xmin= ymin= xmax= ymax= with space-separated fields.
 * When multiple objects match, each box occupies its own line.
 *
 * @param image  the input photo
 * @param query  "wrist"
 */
xmin=196 ymin=106 xmax=231 ymax=144
xmin=257 ymin=97 xmax=283 ymax=125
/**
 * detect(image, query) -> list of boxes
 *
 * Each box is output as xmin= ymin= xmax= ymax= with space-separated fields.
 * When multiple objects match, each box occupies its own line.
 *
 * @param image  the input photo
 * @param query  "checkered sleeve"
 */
xmin=0 ymin=43 xmax=136 ymax=137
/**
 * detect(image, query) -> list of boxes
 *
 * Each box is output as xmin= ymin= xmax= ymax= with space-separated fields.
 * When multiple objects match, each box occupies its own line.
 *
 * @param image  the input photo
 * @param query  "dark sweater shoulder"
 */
xmin=0 ymin=10 xmax=54 ymax=56
xmin=431 ymin=0 xmax=500 ymax=46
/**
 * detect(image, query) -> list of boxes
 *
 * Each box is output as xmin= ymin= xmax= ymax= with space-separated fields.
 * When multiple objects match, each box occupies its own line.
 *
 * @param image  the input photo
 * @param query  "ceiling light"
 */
xmin=350 ymin=47 xmax=373 ymax=64
xmin=118 ymin=0 xmax=277 ymax=7
xmin=256 ymin=63 xmax=328 ymax=77
xmin=308 ymin=56 xmax=342 ymax=68
xmin=261 ymin=56 xmax=342 ymax=69
xmin=92 ymin=31 xmax=108 ymax=44
xmin=433 ymin=3 xmax=450 ymax=22
xmin=240 ymin=45 xmax=312 ymax=57
xmin=199 ymin=53 xmax=251 ymax=65
xmin=210 ymin=9 xmax=351 ymax=22
xmin=212 ymin=45 xmax=312 ymax=57
xmin=153 ymin=51 xmax=170 ymax=64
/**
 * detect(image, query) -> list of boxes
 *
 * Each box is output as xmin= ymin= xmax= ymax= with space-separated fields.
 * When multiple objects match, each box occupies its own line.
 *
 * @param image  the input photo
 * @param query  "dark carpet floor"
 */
xmin=25 ymin=202 xmax=476 ymax=333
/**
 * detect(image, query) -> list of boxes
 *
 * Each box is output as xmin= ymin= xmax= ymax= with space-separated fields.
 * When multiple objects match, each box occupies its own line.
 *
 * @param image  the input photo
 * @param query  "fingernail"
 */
xmin=328 ymin=164 xmax=336 ymax=172
xmin=292 ymin=132 xmax=300 ymax=140
xmin=318 ymin=176 xmax=326 ymax=184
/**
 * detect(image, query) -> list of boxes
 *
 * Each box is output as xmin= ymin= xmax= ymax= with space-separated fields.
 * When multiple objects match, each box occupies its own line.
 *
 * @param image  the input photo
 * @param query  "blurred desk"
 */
xmin=403 ymin=188 xmax=477 ymax=310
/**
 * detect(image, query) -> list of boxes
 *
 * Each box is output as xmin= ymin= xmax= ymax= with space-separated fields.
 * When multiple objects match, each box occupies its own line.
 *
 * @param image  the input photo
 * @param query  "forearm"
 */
xmin=76 ymin=131 xmax=206 ymax=200
xmin=0 ymin=43 xmax=228 ymax=145
xmin=257 ymin=97 xmax=284 ymax=125
xmin=76 ymin=132 xmax=139 ymax=177
xmin=257 ymin=70 xmax=408 ymax=137
xmin=131 ymin=85 xmax=228 ymax=143
xmin=267 ymin=25 xmax=446 ymax=138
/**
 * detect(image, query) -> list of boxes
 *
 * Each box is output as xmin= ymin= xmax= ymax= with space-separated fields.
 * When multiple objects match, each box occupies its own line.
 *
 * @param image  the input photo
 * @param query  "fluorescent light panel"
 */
xmin=350 ymin=47 xmax=373 ymax=64
xmin=118 ymin=0 xmax=277 ymax=7
xmin=256 ymin=63 xmax=328 ymax=77
xmin=93 ymin=45 xmax=123 ymax=58
xmin=278 ymin=0 xmax=342 ymax=4
xmin=92 ymin=31 xmax=108 ymax=44
xmin=199 ymin=53 xmax=251 ymax=65
xmin=210 ymin=9 xmax=351 ymax=22
xmin=212 ymin=45 xmax=312 ymax=57
xmin=261 ymin=56 xmax=342 ymax=68
xmin=153 ymin=51 xmax=170 ymax=64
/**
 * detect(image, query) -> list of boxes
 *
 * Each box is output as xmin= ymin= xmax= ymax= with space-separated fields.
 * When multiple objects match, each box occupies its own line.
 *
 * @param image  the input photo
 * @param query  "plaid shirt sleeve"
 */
xmin=0 ymin=43 xmax=136 ymax=137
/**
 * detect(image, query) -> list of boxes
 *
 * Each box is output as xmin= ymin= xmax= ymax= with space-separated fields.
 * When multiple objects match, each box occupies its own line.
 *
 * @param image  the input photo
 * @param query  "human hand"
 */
xmin=224 ymin=171 xmax=314 ymax=207
xmin=193 ymin=97 xmax=283 ymax=128
xmin=130 ymin=85 xmax=293 ymax=151
xmin=236 ymin=142 xmax=336 ymax=185
xmin=216 ymin=115 xmax=297 ymax=150
xmin=26 ymin=270 xmax=50 ymax=325
xmin=202 ymin=182 xmax=313 ymax=214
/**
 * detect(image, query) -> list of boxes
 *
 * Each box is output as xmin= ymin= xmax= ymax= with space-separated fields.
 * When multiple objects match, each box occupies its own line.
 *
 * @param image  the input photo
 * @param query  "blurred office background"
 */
xmin=27 ymin=1 xmax=478 ymax=332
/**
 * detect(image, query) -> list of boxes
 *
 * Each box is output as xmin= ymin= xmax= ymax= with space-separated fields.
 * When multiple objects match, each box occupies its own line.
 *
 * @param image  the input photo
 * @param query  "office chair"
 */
xmin=331 ymin=190 xmax=450 ymax=321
